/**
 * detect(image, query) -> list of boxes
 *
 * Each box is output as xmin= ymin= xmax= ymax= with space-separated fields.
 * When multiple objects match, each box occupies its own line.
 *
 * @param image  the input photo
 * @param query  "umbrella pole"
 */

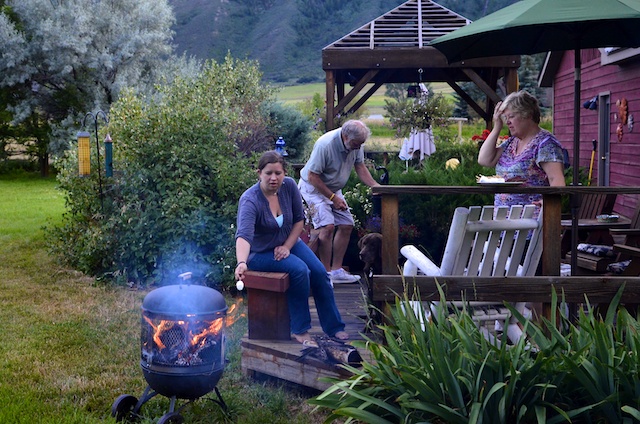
xmin=570 ymin=48 xmax=581 ymax=277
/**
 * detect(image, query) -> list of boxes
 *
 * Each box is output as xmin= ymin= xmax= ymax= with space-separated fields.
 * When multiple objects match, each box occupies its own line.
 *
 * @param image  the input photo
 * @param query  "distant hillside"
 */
xmin=168 ymin=0 xmax=518 ymax=83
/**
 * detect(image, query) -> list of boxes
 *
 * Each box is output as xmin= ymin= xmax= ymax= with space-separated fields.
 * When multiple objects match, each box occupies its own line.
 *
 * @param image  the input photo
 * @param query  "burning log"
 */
xmin=298 ymin=336 xmax=363 ymax=367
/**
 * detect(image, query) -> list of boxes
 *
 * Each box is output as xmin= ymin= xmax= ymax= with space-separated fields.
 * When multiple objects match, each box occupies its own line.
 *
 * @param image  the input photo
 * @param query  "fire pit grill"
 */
xmin=112 ymin=274 xmax=228 ymax=423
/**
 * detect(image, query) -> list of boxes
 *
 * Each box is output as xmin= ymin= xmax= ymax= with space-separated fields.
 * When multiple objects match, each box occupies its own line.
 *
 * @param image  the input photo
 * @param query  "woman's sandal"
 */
xmin=333 ymin=331 xmax=349 ymax=341
xmin=292 ymin=332 xmax=318 ymax=347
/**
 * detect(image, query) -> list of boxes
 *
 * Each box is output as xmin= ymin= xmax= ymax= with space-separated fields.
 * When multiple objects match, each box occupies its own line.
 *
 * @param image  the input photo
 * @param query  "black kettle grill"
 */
xmin=111 ymin=273 xmax=228 ymax=423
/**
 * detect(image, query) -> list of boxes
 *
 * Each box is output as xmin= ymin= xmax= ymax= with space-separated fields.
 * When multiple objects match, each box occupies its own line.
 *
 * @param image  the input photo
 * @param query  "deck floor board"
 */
xmin=241 ymin=280 xmax=374 ymax=391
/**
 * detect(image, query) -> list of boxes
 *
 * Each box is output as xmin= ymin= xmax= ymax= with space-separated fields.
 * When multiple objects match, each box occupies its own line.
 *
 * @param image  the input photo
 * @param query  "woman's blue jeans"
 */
xmin=247 ymin=239 xmax=345 ymax=336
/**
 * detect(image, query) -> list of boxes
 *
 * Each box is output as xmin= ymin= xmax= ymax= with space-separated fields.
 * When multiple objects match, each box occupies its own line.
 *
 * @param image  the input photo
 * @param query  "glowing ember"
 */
xmin=141 ymin=299 xmax=244 ymax=367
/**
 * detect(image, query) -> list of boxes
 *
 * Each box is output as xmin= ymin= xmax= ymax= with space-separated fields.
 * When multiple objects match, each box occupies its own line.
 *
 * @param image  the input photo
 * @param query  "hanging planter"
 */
xmin=385 ymin=92 xmax=451 ymax=138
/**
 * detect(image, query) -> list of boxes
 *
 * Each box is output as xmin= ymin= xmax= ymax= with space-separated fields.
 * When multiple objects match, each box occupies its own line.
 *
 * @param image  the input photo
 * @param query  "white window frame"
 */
xmin=600 ymin=47 xmax=640 ymax=65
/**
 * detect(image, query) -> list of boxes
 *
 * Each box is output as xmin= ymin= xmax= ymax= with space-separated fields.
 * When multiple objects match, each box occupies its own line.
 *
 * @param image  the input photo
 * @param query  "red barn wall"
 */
xmin=553 ymin=49 xmax=640 ymax=216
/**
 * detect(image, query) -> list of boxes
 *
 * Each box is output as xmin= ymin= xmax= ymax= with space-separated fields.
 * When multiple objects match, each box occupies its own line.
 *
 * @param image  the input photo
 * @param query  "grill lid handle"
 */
xmin=178 ymin=272 xmax=193 ymax=285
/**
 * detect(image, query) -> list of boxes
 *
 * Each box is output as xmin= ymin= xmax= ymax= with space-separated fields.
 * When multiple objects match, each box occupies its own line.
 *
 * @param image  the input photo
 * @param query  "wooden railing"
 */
xmin=371 ymin=185 xmax=640 ymax=313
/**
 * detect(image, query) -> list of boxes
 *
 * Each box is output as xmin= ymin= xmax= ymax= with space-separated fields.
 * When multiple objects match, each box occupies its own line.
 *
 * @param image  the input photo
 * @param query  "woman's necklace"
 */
xmin=260 ymin=187 xmax=278 ymax=197
xmin=261 ymin=189 xmax=281 ymax=216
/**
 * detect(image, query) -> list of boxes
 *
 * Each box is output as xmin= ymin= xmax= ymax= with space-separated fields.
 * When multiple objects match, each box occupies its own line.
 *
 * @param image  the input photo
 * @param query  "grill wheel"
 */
xmin=111 ymin=394 xmax=138 ymax=422
xmin=157 ymin=412 xmax=184 ymax=424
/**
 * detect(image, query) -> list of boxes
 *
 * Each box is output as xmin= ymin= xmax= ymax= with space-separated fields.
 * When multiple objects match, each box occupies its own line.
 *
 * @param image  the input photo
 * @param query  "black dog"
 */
xmin=358 ymin=232 xmax=383 ymax=277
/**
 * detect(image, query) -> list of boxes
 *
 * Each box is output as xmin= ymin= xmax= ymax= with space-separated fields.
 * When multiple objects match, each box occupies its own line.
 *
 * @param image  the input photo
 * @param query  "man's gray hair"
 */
xmin=342 ymin=120 xmax=371 ymax=143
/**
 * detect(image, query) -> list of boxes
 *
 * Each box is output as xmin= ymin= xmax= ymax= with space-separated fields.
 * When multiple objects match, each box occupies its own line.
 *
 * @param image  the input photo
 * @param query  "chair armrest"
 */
xmin=609 ymin=228 xmax=640 ymax=236
xmin=613 ymin=243 xmax=640 ymax=258
xmin=400 ymin=245 xmax=442 ymax=276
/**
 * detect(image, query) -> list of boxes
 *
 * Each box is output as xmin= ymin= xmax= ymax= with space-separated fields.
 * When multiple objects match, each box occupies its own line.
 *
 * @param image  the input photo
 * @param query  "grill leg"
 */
xmin=135 ymin=385 xmax=160 ymax=414
xmin=212 ymin=386 xmax=227 ymax=411
xmin=168 ymin=396 xmax=177 ymax=413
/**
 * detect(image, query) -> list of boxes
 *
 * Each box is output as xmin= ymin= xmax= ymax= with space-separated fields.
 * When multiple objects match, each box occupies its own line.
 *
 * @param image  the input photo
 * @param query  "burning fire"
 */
xmin=143 ymin=299 xmax=244 ymax=352
xmin=225 ymin=300 xmax=245 ymax=327
xmin=143 ymin=316 xmax=222 ymax=351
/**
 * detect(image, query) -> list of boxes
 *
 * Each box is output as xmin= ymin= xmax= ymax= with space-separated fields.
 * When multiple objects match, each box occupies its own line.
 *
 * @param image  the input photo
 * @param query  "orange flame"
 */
xmin=190 ymin=318 xmax=223 ymax=347
xmin=144 ymin=300 xmax=245 ymax=352
xmin=225 ymin=299 xmax=245 ymax=328
xmin=143 ymin=315 xmax=174 ymax=350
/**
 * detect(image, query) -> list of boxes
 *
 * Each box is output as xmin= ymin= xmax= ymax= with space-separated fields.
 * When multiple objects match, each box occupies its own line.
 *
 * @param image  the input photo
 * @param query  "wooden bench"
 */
xmin=564 ymin=250 xmax=616 ymax=273
xmin=563 ymin=202 xmax=640 ymax=274
xmin=243 ymin=271 xmax=290 ymax=340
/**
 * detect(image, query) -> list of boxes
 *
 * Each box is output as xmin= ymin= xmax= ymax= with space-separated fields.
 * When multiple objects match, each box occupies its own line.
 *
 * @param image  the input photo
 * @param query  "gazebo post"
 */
xmin=325 ymin=70 xmax=336 ymax=130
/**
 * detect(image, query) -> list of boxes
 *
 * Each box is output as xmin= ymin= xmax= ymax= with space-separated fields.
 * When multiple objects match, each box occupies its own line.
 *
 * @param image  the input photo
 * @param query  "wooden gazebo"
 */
xmin=322 ymin=0 xmax=521 ymax=129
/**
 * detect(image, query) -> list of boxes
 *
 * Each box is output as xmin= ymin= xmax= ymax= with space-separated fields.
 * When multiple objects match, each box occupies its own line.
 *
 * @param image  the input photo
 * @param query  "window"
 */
xmin=600 ymin=47 xmax=640 ymax=65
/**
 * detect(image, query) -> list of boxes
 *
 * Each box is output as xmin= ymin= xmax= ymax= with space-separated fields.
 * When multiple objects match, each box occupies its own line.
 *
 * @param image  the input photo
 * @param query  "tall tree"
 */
xmin=0 ymin=0 xmax=175 ymax=174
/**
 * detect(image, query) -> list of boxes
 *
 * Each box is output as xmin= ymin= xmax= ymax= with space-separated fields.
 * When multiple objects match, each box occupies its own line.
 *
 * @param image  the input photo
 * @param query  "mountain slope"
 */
xmin=168 ymin=0 xmax=518 ymax=83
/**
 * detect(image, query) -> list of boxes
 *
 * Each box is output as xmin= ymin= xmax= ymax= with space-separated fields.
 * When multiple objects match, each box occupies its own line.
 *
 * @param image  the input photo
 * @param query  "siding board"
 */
xmin=552 ymin=48 xmax=640 ymax=211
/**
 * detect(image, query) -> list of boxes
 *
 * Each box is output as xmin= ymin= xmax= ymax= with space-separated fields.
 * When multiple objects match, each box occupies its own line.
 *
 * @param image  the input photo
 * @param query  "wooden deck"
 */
xmin=240 ymin=280 xmax=373 ymax=392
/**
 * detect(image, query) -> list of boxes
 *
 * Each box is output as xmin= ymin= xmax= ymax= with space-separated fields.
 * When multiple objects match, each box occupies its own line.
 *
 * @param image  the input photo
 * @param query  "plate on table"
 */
xmin=477 ymin=181 xmax=524 ymax=186
xmin=596 ymin=214 xmax=620 ymax=223
xmin=476 ymin=175 xmax=524 ymax=186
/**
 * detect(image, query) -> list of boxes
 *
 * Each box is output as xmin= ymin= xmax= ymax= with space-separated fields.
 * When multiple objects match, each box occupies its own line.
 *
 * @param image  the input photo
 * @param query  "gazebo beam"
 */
xmin=443 ymin=75 xmax=489 ymax=122
xmin=334 ymin=70 xmax=379 ymax=115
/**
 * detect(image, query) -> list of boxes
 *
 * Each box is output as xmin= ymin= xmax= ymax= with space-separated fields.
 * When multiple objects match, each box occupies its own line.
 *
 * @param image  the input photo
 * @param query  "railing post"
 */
xmin=541 ymin=193 xmax=562 ymax=276
xmin=542 ymin=193 xmax=562 ymax=323
xmin=381 ymin=193 xmax=400 ymax=274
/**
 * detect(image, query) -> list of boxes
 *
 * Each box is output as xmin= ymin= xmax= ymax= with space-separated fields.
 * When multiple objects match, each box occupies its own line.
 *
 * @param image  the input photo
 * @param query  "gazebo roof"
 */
xmin=325 ymin=0 xmax=469 ymax=50
xmin=321 ymin=0 xmax=520 ymax=129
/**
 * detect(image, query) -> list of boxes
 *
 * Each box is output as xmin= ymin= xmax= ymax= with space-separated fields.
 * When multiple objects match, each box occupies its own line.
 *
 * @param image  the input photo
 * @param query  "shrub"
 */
xmin=49 ymin=57 xmax=280 ymax=287
xmin=311 ymin=286 xmax=640 ymax=423
xmin=0 ymin=158 xmax=40 ymax=175
xmin=263 ymin=101 xmax=313 ymax=162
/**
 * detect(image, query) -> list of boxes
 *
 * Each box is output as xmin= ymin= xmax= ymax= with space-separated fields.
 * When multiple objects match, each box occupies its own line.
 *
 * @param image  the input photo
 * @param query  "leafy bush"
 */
xmin=311 ymin=286 xmax=640 ymax=423
xmin=0 ymin=158 xmax=40 ymax=175
xmin=49 ymin=57 xmax=284 ymax=287
xmin=297 ymin=92 xmax=366 ymax=137
xmin=263 ymin=101 xmax=313 ymax=161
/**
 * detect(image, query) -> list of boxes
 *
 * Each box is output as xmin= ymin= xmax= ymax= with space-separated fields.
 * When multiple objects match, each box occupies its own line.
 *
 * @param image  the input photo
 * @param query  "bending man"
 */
xmin=298 ymin=120 xmax=379 ymax=284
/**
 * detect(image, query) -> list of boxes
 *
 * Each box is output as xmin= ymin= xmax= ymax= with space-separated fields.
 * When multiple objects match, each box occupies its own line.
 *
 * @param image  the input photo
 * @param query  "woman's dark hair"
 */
xmin=257 ymin=150 xmax=287 ymax=172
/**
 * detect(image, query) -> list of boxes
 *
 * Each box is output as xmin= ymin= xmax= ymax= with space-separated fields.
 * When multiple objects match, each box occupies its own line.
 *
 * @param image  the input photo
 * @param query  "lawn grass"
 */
xmin=0 ymin=173 xmax=328 ymax=423
xmin=277 ymin=82 xmax=455 ymax=116
xmin=276 ymin=82 xmax=493 ymax=152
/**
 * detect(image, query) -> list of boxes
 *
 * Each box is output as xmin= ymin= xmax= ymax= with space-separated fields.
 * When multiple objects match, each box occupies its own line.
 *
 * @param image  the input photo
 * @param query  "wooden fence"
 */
xmin=371 ymin=185 xmax=640 ymax=314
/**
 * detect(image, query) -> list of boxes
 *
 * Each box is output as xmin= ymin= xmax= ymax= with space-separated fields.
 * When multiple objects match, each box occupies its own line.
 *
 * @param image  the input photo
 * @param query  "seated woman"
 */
xmin=234 ymin=150 xmax=348 ymax=344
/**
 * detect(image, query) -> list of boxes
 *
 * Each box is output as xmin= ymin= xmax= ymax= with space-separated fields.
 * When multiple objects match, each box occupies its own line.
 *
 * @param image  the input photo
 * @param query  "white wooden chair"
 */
xmin=401 ymin=204 xmax=543 ymax=343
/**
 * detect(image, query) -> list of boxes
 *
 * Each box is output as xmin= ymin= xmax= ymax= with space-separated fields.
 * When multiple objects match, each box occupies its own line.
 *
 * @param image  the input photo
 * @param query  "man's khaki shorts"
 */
xmin=298 ymin=179 xmax=354 ymax=229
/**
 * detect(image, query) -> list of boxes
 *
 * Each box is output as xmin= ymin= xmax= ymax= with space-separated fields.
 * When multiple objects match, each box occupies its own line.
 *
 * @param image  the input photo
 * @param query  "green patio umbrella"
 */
xmin=431 ymin=0 xmax=640 ymax=275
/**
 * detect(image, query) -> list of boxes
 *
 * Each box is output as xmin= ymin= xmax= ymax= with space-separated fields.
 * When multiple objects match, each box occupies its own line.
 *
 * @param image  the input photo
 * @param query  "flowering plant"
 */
xmin=472 ymin=129 xmax=508 ymax=142
xmin=471 ymin=129 xmax=492 ymax=141
xmin=399 ymin=223 xmax=420 ymax=240
xmin=342 ymin=183 xmax=373 ymax=231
